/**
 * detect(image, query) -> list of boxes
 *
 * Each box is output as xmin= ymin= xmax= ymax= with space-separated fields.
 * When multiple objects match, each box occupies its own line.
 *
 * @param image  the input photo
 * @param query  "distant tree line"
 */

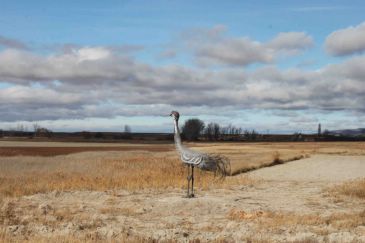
xmin=181 ymin=118 xmax=259 ymax=141
xmin=0 ymin=123 xmax=53 ymax=138
xmin=3 ymin=121 xmax=364 ymax=143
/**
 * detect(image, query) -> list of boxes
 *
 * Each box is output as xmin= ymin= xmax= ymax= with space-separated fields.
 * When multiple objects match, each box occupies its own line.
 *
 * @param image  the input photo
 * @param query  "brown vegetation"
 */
xmin=329 ymin=178 xmax=365 ymax=199
xmin=1 ymin=141 xmax=364 ymax=197
xmin=259 ymin=210 xmax=365 ymax=230
xmin=194 ymin=142 xmax=365 ymax=174
xmin=228 ymin=209 xmax=267 ymax=220
xmin=0 ymin=151 xmax=254 ymax=198
xmin=0 ymin=230 xmax=149 ymax=243
xmin=0 ymin=145 xmax=171 ymax=157
xmin=228 ymin=208 xmax=365 ymax=233
xmin=1 ymin=141 xmax=365 ymax=242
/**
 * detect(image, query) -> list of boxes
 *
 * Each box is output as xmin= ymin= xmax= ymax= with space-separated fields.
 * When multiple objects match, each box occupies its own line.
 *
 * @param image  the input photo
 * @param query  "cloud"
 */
xmin=0 ymin=35 xmax=29 ymax=50
xmin=325 ymin=22 xmax=365 ymax=56
xmin=0 ymin=47 xmax=141 ymax=84
xmin=75 ymin=47 xmax=111 ymax=62
xmin=182 ymin=26 xmax=313 ymax=66
xmin=0 ymin=34 xmax=364 ymax=123
xmin=266 ymin=32 xmax=314 ymax=55
xmin=0 ymin=86 xmax=84 ymax=106
xmin=195 ymin=37 xmax=272 ymax=66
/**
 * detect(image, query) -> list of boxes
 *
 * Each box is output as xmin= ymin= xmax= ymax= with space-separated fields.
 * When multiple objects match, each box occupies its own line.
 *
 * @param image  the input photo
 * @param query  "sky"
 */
xmin=0 ymin=0 xmax=365 ymax=133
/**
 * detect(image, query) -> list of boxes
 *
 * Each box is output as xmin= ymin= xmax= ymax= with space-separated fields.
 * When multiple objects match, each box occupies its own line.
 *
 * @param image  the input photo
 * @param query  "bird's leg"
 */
xmin=191 ymin=165 xmax=195 ymax=198
xmin=186 ymin=164 xmax=191 ymax=197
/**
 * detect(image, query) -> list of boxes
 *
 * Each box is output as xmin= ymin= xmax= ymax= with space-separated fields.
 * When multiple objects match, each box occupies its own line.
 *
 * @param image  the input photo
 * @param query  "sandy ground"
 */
xmin=249 ymin=154 xmax=365 ymax=182
xmin=0 ymin=141 xmax=173 ymax=156
xmin=2 ymin=154 xmax=365 ymax=242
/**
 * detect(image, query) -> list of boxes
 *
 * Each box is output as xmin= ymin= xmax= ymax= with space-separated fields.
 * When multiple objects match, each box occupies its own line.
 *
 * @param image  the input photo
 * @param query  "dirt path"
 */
xmin=0 ymin=145 xmax=172 ymax=156
xmin=2 ymin=155 xmax=365 ymax=242
xmin=250 ymin=154 xmax=365 ymax=182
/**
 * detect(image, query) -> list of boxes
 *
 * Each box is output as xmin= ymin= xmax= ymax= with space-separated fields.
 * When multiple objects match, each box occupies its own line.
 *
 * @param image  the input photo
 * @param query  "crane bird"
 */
xmin=169 ymin=111 xmax=230 ymax=198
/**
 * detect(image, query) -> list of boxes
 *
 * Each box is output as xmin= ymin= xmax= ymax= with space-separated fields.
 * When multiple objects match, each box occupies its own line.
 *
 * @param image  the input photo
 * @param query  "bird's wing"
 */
xmin=180 ymin=149 xmax=206 ymax=165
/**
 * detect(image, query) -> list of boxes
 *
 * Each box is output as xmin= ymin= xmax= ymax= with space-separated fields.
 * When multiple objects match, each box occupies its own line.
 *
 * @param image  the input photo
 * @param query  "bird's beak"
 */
xmin=169 ymin=113 xmax=172 ymax=116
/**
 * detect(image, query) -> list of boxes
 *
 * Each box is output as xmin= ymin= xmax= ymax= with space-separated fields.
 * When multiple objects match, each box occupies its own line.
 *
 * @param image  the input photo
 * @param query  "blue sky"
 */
xmin=0 ymin=1 xmax=365 ymax=133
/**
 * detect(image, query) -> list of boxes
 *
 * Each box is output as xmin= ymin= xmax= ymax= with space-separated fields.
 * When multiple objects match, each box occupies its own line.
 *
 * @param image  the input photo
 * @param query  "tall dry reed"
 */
xmin=0 ymin=151 xmax=251 ymax=198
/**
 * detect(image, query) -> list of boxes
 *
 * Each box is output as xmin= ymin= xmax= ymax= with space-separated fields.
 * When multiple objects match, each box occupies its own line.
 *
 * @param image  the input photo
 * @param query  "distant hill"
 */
xmin=326 ymin=128 xmax=365 ymax=137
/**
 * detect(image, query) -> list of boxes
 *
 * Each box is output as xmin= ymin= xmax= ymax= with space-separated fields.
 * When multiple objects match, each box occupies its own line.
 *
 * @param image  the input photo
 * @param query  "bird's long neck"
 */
xmin=173 ymin=119 xmax=183 ymax=152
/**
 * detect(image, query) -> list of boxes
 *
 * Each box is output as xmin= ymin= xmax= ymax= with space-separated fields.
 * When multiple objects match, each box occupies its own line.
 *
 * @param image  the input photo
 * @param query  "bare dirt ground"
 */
xmin=0 ymin=141 xmax=172 ymax=156
xmin=1 ymin=142 xmax=365 ymax=242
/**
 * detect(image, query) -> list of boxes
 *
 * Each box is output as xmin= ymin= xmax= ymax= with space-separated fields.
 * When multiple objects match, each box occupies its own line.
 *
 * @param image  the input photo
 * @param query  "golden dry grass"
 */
xmin=0 ymin=229 xmax=152 ymax=243
xmin=0 ymin=228 xmax=273 ymax=243
xmin=227 ymin=208 xmax=365 ymax=231
xmin=1 ymin=142 xmax=365 ymax=242
xmin=0 ymin=151 xmax=254 ymax=198
xmin=190 ymin=141 xmax=365 ymax=175
xmin=196 ymin=144 xmax=308 ymax=175
xmin=263 ymin=210 xmax=365 ymax=233
xmin=329 ymin=178 xmax=365 ymax=199
xmin=228 ymin=209 xmax=267 ymax=220
xmin=0 ymin=229 xmax=245 ymax=243
xmin=1 ymin=141 xmax=364 ymax=198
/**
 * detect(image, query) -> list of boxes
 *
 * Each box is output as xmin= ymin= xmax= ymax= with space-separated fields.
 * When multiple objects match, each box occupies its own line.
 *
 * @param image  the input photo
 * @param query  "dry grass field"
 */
xmin=0 ymin=141 xmax=365 ymax=242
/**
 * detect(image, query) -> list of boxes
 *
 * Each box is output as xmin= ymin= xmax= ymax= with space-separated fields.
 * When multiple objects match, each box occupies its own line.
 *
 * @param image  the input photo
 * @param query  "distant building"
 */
xmin=318 ymin=123 xmax=321 ymax=137
xmin=35 ymin=127 xmax=52 ymax=137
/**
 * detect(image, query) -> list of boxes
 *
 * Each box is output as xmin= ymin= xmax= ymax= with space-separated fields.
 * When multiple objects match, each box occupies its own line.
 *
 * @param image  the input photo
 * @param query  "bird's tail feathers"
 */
xmin=210 ymin=154 xmax=231 ymax=178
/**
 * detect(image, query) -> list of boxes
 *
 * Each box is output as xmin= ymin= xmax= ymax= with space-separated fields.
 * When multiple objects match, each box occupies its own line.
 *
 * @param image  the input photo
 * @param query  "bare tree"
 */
xmin=212 ymin=123 xmax=221 ymax=140
xmin=33 ymin=123 xmax=40 ymax=134
xmin=182 ymin=119 xmax=205 ymax=141
xmin=16 ymin=124 xmax=27 ymax=132
xmin=35 ymin=127 xmax=53 ymax=138
xmin=124 ymin=125 xmax=131 ymax=133
xmin=221 ymin=124 xmax=242 ymax=138
xmin=204 ymin=122 xmax=214 ymax=141
xmin=221 ymin=124 xmax=240 ymax=135
xmin=244 ymin=129 xmax=258 ymax=141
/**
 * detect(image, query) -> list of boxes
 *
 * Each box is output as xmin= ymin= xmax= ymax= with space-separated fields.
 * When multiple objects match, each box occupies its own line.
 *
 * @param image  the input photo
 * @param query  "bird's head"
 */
xmin=169 ymin=110 xmax=180 ymax=121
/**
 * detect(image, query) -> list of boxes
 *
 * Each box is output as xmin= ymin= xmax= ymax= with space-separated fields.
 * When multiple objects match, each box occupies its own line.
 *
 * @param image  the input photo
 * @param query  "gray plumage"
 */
xmin=170 ymin=111 xmax=230 ymax=177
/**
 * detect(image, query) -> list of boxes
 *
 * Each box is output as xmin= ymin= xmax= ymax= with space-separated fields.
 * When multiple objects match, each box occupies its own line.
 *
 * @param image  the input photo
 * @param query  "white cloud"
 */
xmin=267 ymin=32 xmax=314 ymax=55
xmin=75 ymin=47 xmax=111 ymax=62
xmin=325 ymin=22 xmax=365 ymax=56
xmin=182 ymin=26 xmax=314 ymax=66
xmin=0 ymin=86 xmax=83 ymax=105
xmin=0 ymin=32 xmax=364 ymax=123
xmin=196 ymin=37 xmax=272 ymax=66
xmin=0 ymin=48 xmax=139 ymax=83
